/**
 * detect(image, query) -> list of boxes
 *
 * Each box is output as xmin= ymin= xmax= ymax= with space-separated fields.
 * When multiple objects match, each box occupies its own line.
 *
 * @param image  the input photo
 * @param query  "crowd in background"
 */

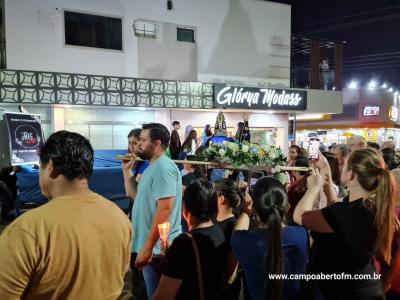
xmin=123 ymin=124 xmax=400 ymax=300
xmin=1 ymin=123 xmax=400 ymax=300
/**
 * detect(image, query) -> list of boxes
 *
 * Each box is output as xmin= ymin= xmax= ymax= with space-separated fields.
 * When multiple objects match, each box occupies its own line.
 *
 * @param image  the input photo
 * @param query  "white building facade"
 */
xmin=1 ymin=0 xmax=341 ymax=152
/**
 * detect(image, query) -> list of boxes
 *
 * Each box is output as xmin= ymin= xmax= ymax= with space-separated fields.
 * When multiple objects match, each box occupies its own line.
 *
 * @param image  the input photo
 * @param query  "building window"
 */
xmin=177 ymin=27 xmax=195 ymax=43
xmin=134 ymin=20 xmax=156 ymax=39
xmin=64 ymin=11 xmax=122 ymax=50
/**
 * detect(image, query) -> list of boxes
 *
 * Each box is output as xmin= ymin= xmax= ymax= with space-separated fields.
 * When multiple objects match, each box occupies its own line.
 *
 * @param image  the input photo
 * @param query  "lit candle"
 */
xmin=158 ymin=222 xmax=171 ymax=249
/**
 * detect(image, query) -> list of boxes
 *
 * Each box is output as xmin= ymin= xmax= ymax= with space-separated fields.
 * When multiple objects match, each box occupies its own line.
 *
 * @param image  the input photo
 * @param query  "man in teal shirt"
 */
xmin=131 ymin=123 xmax=182 ymax=298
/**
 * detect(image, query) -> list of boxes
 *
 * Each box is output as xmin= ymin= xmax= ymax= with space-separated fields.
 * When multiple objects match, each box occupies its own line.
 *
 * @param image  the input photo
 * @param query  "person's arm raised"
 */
xmin=293 ymin=168 xmax=333 ymax=233
xmin=234 ymin=187 xmax=253 ymax=231
xmin=313 ymin=152 xmax=338 ymax=206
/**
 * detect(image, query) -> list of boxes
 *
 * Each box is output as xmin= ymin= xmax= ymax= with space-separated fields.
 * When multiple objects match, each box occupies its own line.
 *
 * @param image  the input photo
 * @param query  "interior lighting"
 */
xmin=368 ymin=80 xmax=377 ymax=89
xmin=348 ymin=81 xmax=358 ymax=89
xmin=389 ymin=88 xmax=394 ymax=92
xmin=382 ymin=83 xmax=388 ymax=89
xmin=289 ymin=114 xmax=324 ymax=121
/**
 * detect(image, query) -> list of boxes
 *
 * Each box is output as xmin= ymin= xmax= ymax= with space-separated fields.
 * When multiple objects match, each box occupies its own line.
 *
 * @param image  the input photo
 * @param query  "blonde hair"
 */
xmin=349 ymin=134 xmax=366 ymax=147
xmin=347 ymin=149 xmax=395 ymax=264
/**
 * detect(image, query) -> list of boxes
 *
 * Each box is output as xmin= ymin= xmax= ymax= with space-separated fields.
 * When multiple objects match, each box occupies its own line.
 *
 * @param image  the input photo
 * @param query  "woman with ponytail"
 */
xmin=294 ymin=149 xmax=395 ymax=299
xmin=213 ymin=179 xmax=243 ymax=300
xmin=231 ymin=177 xmax=309 ymax=300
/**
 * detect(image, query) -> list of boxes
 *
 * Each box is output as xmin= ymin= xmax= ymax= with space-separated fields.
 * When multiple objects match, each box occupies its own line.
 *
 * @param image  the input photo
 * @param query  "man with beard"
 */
xmin=132 ymin=123 xmax=182 ymax=298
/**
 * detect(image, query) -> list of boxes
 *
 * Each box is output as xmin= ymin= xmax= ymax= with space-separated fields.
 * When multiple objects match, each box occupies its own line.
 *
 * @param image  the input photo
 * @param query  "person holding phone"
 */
xmin=308 ymin=138 xmax=320 ymax=160
xmin=294 ymin=149 xmax=395 ymax=299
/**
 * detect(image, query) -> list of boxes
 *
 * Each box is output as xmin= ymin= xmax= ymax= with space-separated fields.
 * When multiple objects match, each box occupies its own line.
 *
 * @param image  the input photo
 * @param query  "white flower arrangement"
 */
xmin=196 ymin=142 xmax=287 ymax=168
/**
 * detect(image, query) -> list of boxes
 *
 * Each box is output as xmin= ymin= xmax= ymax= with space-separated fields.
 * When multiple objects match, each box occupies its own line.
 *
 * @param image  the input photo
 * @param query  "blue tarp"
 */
xmin=16 ymin=150 xmax=129 ymax=212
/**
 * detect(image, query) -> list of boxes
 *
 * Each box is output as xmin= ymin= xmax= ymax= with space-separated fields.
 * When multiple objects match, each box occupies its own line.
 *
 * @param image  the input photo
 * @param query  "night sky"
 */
xmin=274 ymin=0 xmax=400 ymax=89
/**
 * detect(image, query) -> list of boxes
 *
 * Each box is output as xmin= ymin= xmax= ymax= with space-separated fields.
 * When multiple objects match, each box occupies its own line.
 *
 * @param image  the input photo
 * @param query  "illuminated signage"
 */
xmin=362 ymin=106 xmax=380 ymax=116
xmin=214 ymin=84 xmax=307 ymax=111
xmin=3 ymin=112 xmax=44 ymax=165
xmin=389 ymin=106 xmax=399 ymax=122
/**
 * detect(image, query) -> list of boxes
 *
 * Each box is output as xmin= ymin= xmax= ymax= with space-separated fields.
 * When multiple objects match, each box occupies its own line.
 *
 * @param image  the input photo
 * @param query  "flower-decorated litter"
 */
xmin=194 ymin=142 xmax=287 ymax=168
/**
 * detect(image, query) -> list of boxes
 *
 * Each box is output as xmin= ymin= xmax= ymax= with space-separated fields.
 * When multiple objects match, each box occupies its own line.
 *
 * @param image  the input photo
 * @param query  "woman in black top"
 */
xmin=213 ymin=178 xmax=242 ymax=238
xmin=294 ymin=149 xmax=396 ymax=300
xmin=213 ymin=179 xmax=242 ymax=300
xmin=169 ymin=129 xmax=181 ymax=160
xmin=153 ymin=180 xmax=226 ymax=300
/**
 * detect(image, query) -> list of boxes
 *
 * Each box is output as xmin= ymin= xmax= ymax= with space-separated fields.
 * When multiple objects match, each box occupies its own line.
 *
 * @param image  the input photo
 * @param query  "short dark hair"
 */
xmin=322 ymin=152 xmax=340 ymax=185
xmin=382 ymin=147 xmax=396 ymax=156
xmin=39 ymin=131 xmax=93 ymax=181
xmin=367 ymin=142 xmax=380 ymax=151
xmin=128 ymin=128 xmax=141 ymax=139
xmin=289 ymin=145 xmax=301 ymax=154
xmin=294 ymin=159 xmax=309 ymax=175
xmin=184 ymin=180 xmax=216 ymax=222
xmin=142 ymin=123 xmax=170 ymax=149
xmin=172 ymin=121 xmax=180 ymax=126
xmin=383 ymin=154 xmax=399 ymax=170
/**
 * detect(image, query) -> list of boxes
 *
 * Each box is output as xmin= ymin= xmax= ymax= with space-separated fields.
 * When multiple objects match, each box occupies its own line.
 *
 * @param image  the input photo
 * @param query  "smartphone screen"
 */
xmin=308 ymin=138 xmax=320 ymax=160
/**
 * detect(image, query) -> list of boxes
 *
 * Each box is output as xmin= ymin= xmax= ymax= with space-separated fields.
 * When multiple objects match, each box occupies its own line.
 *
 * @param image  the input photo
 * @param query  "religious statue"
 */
xmin=214 ymin=111 xmax=227 ymax=137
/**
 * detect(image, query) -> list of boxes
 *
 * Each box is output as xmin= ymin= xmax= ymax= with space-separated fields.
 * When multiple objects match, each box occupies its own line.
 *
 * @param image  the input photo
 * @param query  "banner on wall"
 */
xmin=3 ymin=112 xmax=45 ymax=166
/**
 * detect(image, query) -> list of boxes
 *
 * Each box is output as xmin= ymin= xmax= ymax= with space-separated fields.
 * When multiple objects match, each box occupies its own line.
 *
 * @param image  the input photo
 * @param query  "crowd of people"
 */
xmin=0 ymin=125 xmax=400 ymax=300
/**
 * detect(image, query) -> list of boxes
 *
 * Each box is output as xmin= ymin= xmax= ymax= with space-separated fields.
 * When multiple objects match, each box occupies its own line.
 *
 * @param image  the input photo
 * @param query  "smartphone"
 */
xmin=308 ymin=138 xmax=320 ymax=160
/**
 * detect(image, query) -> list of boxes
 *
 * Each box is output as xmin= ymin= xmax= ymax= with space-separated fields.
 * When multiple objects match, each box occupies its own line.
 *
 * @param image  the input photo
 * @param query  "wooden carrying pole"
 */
xmin=115 ymin=155 xmax=310 ymax=173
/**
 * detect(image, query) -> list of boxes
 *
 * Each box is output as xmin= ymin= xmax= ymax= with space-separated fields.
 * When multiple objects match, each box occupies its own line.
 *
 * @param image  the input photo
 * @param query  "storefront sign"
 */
xmin=389 ymin=106 xmax=399 ymax=122
xmin=363 ymin=106 xmax=380 ymax=116
xmin=214 ymin=84 xmax=307 ymax=111
xmin=308 ymin=132 xmax=318 ymax=138
xmin=3 ymin=112 xmax=44 ymax=165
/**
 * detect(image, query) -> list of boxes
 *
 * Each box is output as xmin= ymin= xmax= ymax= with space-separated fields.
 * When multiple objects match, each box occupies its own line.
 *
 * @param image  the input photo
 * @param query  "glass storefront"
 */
xmin=296 ymin=128 xmax=400 ymax=149
xmin=193 ymin=127 xmax=285 ymax=147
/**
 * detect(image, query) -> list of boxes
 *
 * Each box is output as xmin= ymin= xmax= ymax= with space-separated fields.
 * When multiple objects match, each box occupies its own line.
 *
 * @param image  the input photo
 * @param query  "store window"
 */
xmin=64 ymin=108 xmax=155 ymax=150
xmin=134 ymin=20 xmax=156 ymax=39
xmin=64 ymin=11 xmax=122 ymax=50
xmin=177 ymin=27 xmax=195 ymax=43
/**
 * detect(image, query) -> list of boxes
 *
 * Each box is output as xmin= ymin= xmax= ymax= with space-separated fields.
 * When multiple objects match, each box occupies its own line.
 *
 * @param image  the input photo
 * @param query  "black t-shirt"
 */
xmin=213 ymin=216 xmax=236 ymax=250
xmin=160 ymin=225 xmax=226 ymax=300
xmin=182 ymin=172 xmax=198 ymax=187
xmin=311 ymin=196 xmax=384 ymax=299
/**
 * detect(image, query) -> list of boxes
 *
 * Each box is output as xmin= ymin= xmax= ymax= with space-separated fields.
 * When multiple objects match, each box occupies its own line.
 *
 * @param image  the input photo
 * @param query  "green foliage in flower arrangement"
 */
xmin=195 ymin=142 xmax=287 ymax=168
